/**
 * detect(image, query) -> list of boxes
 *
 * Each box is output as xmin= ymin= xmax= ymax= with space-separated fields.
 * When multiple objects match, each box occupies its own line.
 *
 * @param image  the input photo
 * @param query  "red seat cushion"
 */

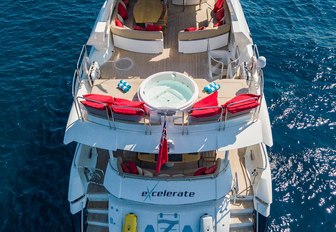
xmin=184 ymin=26 xmax=206 ymax=32
xmin=127 ymin=161 xmax=139 ymax=174
xmin=83 ymin=94 xmax=114 ymax=103
xmin=123 ymin=0 xmax=130 ymax=7
xmin=81 ymin=94 xmax=114 ymax=110
xmin=118 ymin=3 xmax=128 ymax=20
xmin=184 ymin=27 xmax=197 ymax=32
xmin=81 ymin=101 xmax=108 ymax=110
xmin=223 ymin=94 xmax=260 ymax=114
xmin=121 ymin=163 xmax=131 ymax=173
xmin=204 ymin=164 xmax=217 ymax=174
xmin=214 ymin=21 xmax=224 ymax=27
xmin=111 ymin=98 xmax=145 ymax=115
xmin=190 ymin=91 xmax=221 ymax=118
xmin=133 ymin=25 xmax=145 ymax=31
xmin=213 ymin=0 xmax=224 ymax=13
xmin=146 ymin=24 xmax=162 ymax=31
xmin=216 ymin=8 xmax=224 ymax=21
xmin=193 ymin=167 xmax=207 ymax=176
xmin=115 ymin=18 xmax=123 ymax=27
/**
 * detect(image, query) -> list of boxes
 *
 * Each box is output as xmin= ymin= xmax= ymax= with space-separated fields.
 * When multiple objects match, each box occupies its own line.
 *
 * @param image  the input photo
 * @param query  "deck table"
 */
xmin=133 ymin=0 xmax=163 ymax=23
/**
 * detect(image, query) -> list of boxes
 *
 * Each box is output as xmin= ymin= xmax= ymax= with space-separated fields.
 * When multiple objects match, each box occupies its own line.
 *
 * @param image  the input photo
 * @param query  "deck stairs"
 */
xmin=86 ymin=149 xmax=110 ymax=232
xmin=230 ymin=195 xmax=254 ymax=232
xmin=86 ymin=184 xmax=109 ymax=232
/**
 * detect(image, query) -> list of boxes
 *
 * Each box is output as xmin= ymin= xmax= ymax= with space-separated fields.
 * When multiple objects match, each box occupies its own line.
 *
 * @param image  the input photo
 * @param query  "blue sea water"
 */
xmin=0 ymin=0 xmax=334 ymax=231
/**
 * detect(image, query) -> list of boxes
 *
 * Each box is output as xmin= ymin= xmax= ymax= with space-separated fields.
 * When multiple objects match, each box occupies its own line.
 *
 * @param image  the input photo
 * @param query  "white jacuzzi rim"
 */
xmin=138 ymin=71 xmax=199 ymax=111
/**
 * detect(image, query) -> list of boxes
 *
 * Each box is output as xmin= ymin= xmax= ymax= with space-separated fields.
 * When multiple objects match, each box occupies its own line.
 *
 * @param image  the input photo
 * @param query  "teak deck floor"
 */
xmin=228 ymin=149 xmax=253 ymax=196
xmin=100 ymin=0 xmax=222 ymax=80
xmin=92 ymin=78 xmax=248 ymax=104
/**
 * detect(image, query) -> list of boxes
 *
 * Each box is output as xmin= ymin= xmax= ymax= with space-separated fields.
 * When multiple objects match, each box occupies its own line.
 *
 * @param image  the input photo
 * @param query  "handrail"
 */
xmin=226 ymin=56 xmax=240 ymax=79
xmin=77 ymin=45 xmax=88 ymax=70
xmin=81 ymin=206 xmax=84 ymax=232
xmin=253 ymin=44 xmax=259 ymax=58
xmin=110 ymin=105 xmax=148 ymax=130
xmin=247 ymin=44 xmax=265 ymax=98
xmin=72 ymin=69 xmax=79 ymax=98
xmin=187 ymin=105 xmax=223 ymax=114
xmin=209 ymin=55 xmax=226 ymax=79
xmin=72 ymin=45 xmax=91 ymax=100
xmin=186 ymin=106 xmax=224 ymax=134
xmin=222 ymin=95 xmax=261 ymax=128
xmin=76 ymin=96 xmax=112 ymax=128
xmin=76 ymin=96 xmax=150 ymax=131
xmin=226 ymin=45 xmax=241 ymax=79
xmin=75 ymin=93 xmax=261 ymax=135
xmin=224 ymin=96 xmax=260 ymax=108
xmin=256 ymin=69 xmax=265 ymax=119
xmin=232 ymin=171 xmax=239 ymax=204
xmin=256 ymin=202 xmax=259 ymax=232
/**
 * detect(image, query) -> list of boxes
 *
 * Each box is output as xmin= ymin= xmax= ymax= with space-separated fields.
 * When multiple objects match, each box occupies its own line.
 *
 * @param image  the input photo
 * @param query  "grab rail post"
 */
xmin=181 ymin=111 xmax=185 ymax=135
xmin=76 ymin=96 xmax=112 ymax=128
xmin=256 ymin=202 xmax=259 ymax=232
xmin=110 ymin=105 xmax=147 ymax=131
xmin=81 ymin=205 xmax=84 ymax=232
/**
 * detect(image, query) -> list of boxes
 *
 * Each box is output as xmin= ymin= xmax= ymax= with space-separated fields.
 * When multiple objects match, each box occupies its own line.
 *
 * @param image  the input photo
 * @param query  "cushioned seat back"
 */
xmin=222 ymin=94 xmax=261 ymax=118
xmin=83 ymin=105 xmax=110 ymax=118
xmin=189 ymin=92 xmax=222 ymax=123
xmin=81 ymin=94 xmax=114 ymax=118
xmin=111 ymin=98 xmax=145 ymax=116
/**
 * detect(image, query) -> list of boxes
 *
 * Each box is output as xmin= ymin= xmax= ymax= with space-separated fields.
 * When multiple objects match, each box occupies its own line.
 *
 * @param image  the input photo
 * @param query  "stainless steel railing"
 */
xmin=76 ymin=96 xmax=149 ymax=131
xmin=75 ymin=96 xmax=260 ymax=135
xmin=185 ymin=106 xmax=224 ymax=134
xmin=72 ymin=45 xmax=90 ymax=98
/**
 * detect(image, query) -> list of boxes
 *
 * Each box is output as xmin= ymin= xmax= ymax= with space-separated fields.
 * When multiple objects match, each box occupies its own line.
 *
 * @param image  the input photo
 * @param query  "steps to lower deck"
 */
xmin=86 ymin=224 xmax=109 ymax=232
xmin=87 ymin=212 xmax=109 ymax=227
xmin=86 ymin=184 xmax=109 ymax=232
xmin=86 ymin=199 xmax=109 ymax=232
xmin=87 ymin=201 xmax=109 ymax=214
xmin=87 ymin=183 xmax=109 ymax=201
xmin=230 ymin=196 xmax=254 ymax=232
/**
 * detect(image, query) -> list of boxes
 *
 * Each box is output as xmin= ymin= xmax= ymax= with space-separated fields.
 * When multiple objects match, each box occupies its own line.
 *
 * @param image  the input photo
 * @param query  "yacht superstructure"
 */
xmin=65 ymin=0 xmax=273 ymax=231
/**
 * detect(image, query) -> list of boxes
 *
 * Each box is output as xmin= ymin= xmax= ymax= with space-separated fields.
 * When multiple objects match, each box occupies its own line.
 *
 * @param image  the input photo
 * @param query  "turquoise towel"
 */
xmin=203 ymin=82 xmax=220 ymax=93
xmin=118 ymin=80 xmax=131 ymax=93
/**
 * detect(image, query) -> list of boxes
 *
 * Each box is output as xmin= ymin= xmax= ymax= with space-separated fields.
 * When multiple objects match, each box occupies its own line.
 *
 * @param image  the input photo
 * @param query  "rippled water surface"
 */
xmin=0 ymin=0 xmax=335 ymax=231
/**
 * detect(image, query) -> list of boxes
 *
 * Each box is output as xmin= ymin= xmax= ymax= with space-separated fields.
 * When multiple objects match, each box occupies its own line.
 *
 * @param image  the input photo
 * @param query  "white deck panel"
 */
xmin=64 ymin=115 xmax=263 ymax=153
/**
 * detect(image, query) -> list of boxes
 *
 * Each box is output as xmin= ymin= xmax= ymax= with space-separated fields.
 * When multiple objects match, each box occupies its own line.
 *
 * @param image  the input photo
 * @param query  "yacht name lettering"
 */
xmin=142 ymin=190 xmax=195 ymax=197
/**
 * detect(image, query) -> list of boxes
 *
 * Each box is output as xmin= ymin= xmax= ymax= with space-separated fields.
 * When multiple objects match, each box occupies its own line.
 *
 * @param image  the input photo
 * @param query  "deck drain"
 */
xmin=114 ymin=57 xmax=133 ymax=71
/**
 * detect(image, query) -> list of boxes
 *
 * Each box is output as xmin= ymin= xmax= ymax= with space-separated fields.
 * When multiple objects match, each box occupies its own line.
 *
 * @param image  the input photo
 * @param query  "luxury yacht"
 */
xmin=64 ymin=0 xmax=273 ymax=231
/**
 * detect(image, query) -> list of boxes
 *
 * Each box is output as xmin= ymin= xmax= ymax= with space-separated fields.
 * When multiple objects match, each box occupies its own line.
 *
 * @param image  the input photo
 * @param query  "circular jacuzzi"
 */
xmin=138 ymin=72 xmax=199 ymax=111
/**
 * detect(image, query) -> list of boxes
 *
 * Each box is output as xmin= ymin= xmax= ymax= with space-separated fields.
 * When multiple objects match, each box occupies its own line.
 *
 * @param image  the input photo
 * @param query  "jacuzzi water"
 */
xmin=146 ymin=80 xmax=193 ymax=108
xmin=138 ymin=71 xmax=198 ymax=111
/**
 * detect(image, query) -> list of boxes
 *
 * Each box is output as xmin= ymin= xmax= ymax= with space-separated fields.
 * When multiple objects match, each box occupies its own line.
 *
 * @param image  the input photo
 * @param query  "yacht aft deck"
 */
xmin=80 ymin=147 xmax=256 ymax=232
